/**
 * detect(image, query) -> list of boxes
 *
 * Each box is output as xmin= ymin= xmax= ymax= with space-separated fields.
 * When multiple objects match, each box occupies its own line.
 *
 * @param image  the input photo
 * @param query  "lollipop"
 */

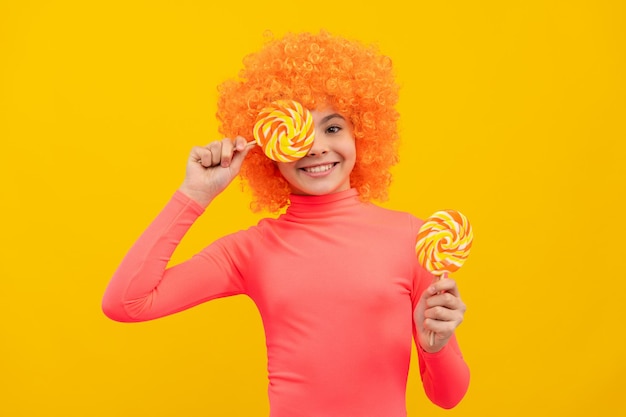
xmin=253 ymin=99 xmax=315 ymax=162
xmin=415 ymin=209 xmax=473 ymax=345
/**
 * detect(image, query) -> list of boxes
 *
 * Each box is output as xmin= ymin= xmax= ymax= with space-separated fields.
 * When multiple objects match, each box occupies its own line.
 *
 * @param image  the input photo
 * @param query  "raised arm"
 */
xmin=101 ymin=137 xmax=252 ymax=322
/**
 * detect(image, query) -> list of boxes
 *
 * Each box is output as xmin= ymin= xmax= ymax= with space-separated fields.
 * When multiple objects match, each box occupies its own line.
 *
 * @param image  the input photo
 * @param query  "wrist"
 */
xmin=178 ymin=185 xmax=215 ymax=208
xmin=418 ymin=339 xmax=447 ymax=355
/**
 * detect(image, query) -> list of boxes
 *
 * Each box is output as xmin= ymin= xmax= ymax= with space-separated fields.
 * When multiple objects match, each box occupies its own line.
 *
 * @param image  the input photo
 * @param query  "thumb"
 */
xmin=229 ymin=137 xmax=254 ymax=173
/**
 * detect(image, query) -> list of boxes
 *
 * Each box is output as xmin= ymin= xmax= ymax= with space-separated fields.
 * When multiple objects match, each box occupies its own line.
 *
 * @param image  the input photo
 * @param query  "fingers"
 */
xmin=228 ymin=136 xmax=253 ymax=172
xmin=424 ymin=317 xmax=460 ymax=343
xmin=418 ymin=277 xmax=461 ymax=307
xmin=190 ymin=145 xmax=216 ymax=168
xmin=421 ymin=278 xmax=466 ymax=339
xmin=233 ymin=135 xmax=249 ymax=152
xmin=430 ymin=276 xmax=461 ymax=297
xmin=424 ymin=300 xmax=465 ymax=323
xmin=193 ymin=137 xmax=249 ymax=168
xmin=425 ymin=288 xmax=465 ymax=312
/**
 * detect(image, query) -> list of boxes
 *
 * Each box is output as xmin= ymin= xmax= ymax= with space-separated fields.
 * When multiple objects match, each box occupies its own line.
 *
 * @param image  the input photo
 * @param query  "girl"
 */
xmin=103 ymin=30 xmax=469 ymax=416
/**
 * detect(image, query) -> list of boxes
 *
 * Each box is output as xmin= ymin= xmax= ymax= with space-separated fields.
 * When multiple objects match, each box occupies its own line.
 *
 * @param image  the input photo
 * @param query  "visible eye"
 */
xmin=325 ymin=125 xmax=342 ymax=134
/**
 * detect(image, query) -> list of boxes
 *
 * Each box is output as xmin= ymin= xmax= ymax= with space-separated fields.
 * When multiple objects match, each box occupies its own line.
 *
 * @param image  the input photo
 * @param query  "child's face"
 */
xmin=277 ymin=107 xmax=356 ymax=196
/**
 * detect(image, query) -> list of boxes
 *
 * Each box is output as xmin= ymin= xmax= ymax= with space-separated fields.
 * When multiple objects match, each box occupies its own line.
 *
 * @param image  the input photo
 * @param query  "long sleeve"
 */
xmin=102 ymin=188 xmax=471 ymax=415
xmin=417 ymin=334 xmax=470 ymax=409
xmin=101 ymin=191 xmax=246 ymax=322
xmin=408 ymin=215 xmax=470 ymax=409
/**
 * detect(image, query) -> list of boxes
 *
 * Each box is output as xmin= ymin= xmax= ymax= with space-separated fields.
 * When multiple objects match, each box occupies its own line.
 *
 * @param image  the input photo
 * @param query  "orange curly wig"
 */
xmin=216 ymin=30 xmax=400 ymax=212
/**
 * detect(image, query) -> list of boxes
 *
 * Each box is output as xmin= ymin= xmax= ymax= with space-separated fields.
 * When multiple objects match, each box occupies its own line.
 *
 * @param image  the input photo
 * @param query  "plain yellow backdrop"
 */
xmin=1 ymin=0 xmax=625 ymax=416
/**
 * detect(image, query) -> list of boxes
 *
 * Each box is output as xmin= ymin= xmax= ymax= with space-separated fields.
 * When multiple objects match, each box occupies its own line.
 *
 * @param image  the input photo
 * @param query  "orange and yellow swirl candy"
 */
xmin=253 ymin=100 xmax=315 ymax=162
xmin=415 ymin=209 xmax=473 ymax=276
xmin=415 ymin=209 xmax=473 ymax=345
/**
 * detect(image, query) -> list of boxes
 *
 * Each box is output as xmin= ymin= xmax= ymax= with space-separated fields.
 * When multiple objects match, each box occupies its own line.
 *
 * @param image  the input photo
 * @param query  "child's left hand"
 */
xmin=414 ymin=277 xmax=466 ymax=353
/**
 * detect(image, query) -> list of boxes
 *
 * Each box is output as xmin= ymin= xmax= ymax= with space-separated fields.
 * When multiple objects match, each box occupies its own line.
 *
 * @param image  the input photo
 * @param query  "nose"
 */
xmin=306 ymin=131 xmax=328 ymax=157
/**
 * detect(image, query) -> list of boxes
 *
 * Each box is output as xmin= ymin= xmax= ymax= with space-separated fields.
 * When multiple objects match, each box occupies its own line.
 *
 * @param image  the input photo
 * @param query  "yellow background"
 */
xmin=1 ymin=1 xmax=625 ymax=415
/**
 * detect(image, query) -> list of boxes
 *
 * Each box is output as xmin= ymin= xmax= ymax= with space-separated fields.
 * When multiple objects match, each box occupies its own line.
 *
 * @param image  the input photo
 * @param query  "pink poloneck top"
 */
xmin=102 ymin=188 xmax=470 ymax=416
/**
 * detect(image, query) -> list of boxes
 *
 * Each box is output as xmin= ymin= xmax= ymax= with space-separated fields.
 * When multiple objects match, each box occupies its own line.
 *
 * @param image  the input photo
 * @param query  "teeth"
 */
xmin=304 ymin=164 xmax=334 ymax=173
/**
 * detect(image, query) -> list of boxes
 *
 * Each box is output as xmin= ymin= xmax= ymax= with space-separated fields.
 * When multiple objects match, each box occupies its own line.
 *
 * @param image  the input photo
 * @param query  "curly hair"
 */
xmin=216 ymin=30 xmax=400 ymax=212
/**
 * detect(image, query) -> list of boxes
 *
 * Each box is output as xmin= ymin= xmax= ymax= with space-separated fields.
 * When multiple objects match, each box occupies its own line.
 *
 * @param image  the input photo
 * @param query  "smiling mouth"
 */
xmin=301 ymin=163 xmax=337 ymax=174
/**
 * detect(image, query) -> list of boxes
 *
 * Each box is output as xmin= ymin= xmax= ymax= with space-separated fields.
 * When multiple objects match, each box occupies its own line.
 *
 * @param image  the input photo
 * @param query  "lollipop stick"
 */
xmin=429 ymin=271 xmax=448 ymax=347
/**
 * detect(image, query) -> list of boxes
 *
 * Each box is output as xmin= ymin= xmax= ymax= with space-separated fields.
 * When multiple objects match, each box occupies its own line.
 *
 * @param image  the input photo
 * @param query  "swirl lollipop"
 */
xmin=415 ymin=209 xmax=473 ymax=345
xmin=253 ymin=99 xmax=315 ymax=162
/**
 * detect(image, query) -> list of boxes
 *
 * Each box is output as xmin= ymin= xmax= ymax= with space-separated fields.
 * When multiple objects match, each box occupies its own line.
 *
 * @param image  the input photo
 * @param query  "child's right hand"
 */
xmin=178 ymin=136 xmax=252 ymax=208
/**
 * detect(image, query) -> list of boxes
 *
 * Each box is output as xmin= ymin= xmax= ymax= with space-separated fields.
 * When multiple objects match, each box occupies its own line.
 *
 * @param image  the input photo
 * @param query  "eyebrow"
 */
xmin=320 ymin=113 xmax=345 ymax=124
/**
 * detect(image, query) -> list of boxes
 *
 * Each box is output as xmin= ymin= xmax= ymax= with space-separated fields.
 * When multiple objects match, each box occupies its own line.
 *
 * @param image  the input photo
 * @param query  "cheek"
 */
xmin=343 ymin=140 xmax=357 ymax=162
xmin=276 ymin=162 xmax=296 ymax=179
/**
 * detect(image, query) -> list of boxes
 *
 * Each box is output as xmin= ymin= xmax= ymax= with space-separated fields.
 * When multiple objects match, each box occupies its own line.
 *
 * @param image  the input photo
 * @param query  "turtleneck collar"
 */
xmin=283 ymin=188 xmax=362 ymax=218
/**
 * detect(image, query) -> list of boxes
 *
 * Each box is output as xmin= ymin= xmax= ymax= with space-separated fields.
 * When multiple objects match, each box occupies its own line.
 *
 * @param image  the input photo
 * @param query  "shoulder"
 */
xmin=362 ymin=203 xmax=425 ymax=233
